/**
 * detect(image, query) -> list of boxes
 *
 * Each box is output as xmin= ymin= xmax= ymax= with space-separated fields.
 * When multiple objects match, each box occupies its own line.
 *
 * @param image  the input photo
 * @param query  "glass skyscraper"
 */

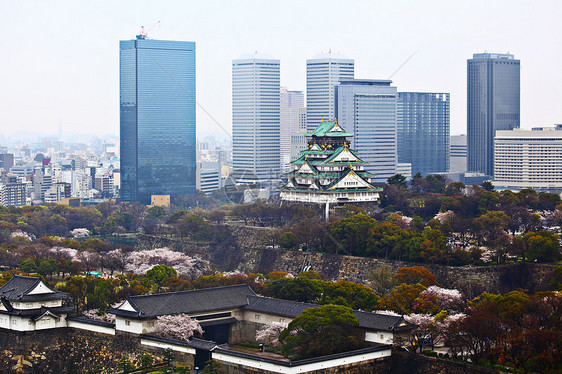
xmin=120 ymin=39 xmax=196 ymax=204
xmin=335 ymin=79 xmax=398 ymax=183
xmin=306 ymin=53 xmax=354 ymax=131
xmin=467 ymin=53 xmax=520 ymax=177
xmin=232 ymin=54 xmax=280 ymax=181
xmin=397 ymin=92 xmax=450 ymax=176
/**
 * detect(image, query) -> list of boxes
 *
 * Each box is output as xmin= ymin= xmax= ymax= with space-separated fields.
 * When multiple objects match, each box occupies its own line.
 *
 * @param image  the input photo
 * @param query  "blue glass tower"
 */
xmin=397 ymin=92 xmax=450 ymax=176
xmin=467 ymin=53 xmax=520 ymax=177
xmin=120 ymin=39 xmax=196 ymax=204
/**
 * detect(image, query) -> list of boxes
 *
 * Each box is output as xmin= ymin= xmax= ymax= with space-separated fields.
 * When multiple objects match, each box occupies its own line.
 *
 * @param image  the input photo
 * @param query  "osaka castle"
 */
xmin=280 ymin=120 xmax=382 ymax=210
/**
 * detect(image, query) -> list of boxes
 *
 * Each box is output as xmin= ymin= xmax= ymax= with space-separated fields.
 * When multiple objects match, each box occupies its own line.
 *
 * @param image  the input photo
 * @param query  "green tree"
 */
xmin=147 ymin=264 xmax=178 ymax=291
xmin=387 ymin=174 xmax=408 ymax=189
xmin=19 ymin=258 xmax=37 ymax=273
xmin=321 ymin=280 xmax=379 ymax=311
xmin=279 ymin=305 xmax=364 ymax=360
xmin=524 ymin=231 xmax=561 ymax=262
xmin=266 ymin=277 xmax=326 ymax=303
xmin=279 ymin=232 xmax=298 ymax=250
xmin=178 ymin=215 xmax=212 ymax=240
xmin=201 ymin=359 xmax=222 ymax=374
xmin=368 ymin=264 xmax=398 ymax=296
xmin=480 ymin=180 xmax=495 ymax=191
xmin=328 ymin=214 xmax=376 ymax=256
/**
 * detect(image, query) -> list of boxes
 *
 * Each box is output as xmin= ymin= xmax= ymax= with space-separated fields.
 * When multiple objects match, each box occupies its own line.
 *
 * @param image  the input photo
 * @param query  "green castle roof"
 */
xmin=304 ymin=120 xmax=354 ymax=137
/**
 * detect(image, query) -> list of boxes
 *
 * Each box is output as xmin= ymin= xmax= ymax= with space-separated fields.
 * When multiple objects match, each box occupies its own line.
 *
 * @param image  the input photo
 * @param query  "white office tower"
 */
xmin=232 ymin=53 xmax=280 ymax=181
xmin=335 ymin=80 xmax=398 ymax=183
xmin=280 ymin=87 xmax=305 ymax=171
xmin=290 ymin=108 xmax=308 ymax=164
xmin=493 ymin=126 xmax=562 ymax=191
xmin=306 ymin=52 xmax=354 ymax=131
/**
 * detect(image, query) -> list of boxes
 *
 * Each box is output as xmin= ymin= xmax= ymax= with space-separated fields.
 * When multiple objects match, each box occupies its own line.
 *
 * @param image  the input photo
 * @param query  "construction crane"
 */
xmin=136 ymin=21 xmax=161 ymax=40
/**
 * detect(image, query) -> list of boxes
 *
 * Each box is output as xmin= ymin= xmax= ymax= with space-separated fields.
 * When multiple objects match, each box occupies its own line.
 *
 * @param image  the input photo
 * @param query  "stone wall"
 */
xmin=138 ymin=234 xmax=556 ymax=298
xmin=0 ymin=328 xmax=161 ymax=374
xmin=390 ymin=350 xmax=504 ymax=374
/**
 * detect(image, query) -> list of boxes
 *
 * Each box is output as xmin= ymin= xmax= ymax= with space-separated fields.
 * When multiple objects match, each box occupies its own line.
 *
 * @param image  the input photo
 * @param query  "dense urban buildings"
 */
xmin=397 ymin=92 xmax=450 ymax=176
xmin=120 ymin=38 xmax=196 ymax=204
xmin=467 ymin=53 xmax=520 ymax=177
xmin=493 ymin=126 xmax=562 ymax=191
xmin=280 ymin=88 xmax=305 ymax=171
xmin=306 ymin=53 xmax=354 ymax=131
xmin=335 ymin=79 xmax=398 ymax=183
xmin=232 ymin=53 xmax=280 ymax=181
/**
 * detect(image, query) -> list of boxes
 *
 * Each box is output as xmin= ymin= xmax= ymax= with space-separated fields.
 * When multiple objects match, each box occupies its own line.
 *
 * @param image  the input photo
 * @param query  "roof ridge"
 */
xmin=129 ymin=283 xmax=256 ymax=300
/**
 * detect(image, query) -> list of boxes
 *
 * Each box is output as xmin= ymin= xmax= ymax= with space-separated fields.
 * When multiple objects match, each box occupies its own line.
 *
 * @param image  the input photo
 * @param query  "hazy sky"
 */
xmin=1 ymin=0 xmax=560 ymax=140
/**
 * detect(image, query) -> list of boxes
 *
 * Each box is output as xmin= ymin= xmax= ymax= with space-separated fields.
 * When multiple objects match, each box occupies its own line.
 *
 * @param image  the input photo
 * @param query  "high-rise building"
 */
xmin=290 ymin=108 xmax=308 ymax=164
xmin=493 ymin=126 xmax=562 ymax=191
xmin=306 ymin=53 xmax=354 ymax=131
xmin=120 ymin=38 xmax=196 ymax=204
xmin=397 ymin=92 xmax=450 ymax=176
xmin=232 ymin=54 xmax=280 ymax=181
xmin=450 ymin=135 xmax=468 ymax=173
xmin=467 ymin=53 xmax=520 ymax=177
xmin=280 ymin=87 xmax=305 ymax=170
xmin=335 ymin=79 xmax=398 ymax=183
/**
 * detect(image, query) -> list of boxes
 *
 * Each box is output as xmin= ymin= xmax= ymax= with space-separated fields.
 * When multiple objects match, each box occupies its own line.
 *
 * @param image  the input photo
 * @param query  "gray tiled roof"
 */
xmin=244 ymin=295 xmax=319 ymax=318
xmin=353 ymin=311 xmax=410 ymax=332
xmin=108 ymin=284 xmax=256 ymax=319
xmin=0 ymin=275 xmax=67 ymax=301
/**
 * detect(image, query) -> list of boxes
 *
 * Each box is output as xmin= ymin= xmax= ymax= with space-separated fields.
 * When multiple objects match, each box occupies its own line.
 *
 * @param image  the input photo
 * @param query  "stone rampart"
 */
xmin=138 ymin=234 xmax=555 ymax=298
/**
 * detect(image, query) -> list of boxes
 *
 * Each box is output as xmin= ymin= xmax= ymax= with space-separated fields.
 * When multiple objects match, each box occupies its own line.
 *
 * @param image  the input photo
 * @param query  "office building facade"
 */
xmin=120 ymin=39 xmax=196 ymax=204
xmin=467 ymin=53 xmax=520 ymax=177
xmin=280 ymin=88 xmax=305 ymax=170
xmin=335 ymin=80 xmax=398 ymax=183
xmin=450 ymin=135 xmax=468 ymax=173
xmin=232 ymin=54 xmax=280 ymax=181
xmin=493 ymin=126 xmax=562 ymax=191
xmin=397 ymin=92 xmax=450 ymax=176
xmin=306 ymin=53 xmax=354 ymax=131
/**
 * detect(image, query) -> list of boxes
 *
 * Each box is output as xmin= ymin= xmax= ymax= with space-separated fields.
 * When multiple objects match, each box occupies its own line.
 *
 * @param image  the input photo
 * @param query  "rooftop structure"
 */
xmin=280 ymin=120 xmax=382 ymax=216
xmin=0 ymin=275 xmax=72 ymax=331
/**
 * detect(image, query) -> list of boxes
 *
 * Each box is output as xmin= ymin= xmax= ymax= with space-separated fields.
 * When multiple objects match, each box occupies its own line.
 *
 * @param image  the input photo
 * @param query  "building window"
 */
xmin=147 ymin=322 xmax=154 ymax=327
xmin=380 ymin=334 xmax=384 ymax=340
xmin=255 ymin=314 xmax=261 ymax=320
xmin=125 ymin=320 xmax=131 ymax=326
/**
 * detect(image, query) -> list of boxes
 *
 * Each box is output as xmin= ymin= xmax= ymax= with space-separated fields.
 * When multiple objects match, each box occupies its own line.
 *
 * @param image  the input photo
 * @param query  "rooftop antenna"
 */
xmin=136 ymin=21 xmax=161 ymax=40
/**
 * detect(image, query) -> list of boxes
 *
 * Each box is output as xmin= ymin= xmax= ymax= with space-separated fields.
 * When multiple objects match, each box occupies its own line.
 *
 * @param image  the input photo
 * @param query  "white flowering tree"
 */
xmin=71 ymin=228 xmax=90 ymax=238
xmin=422 ymin=286 xmax=464 ymax=311
xmin=404 ymin=313 xmax=434 ymax=352
xmin=124 ymin=247 xmax=208 ymax=279
xmin=83 ymin=308 xmax=116 ymax=324
xmin=157 ymin=314 xmax=203 ymax=342
xmin=255 ymin=322 xmax=288 ymax=347
xmin=10 ymin=230 xmax=35 ymax=241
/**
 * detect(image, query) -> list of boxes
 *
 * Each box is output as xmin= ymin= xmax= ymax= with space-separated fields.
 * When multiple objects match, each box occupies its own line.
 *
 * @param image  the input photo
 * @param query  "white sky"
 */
xmin=1 ymin=0 xmax=560 ymax=140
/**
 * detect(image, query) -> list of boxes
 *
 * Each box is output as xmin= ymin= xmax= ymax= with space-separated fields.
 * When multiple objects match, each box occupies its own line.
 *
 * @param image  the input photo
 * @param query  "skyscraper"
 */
xmin=397 ymin=92 xmax=450 ymax=176
xmin=335 ymin=79 xmax=398 ymax=183
xmin=232 ymin=53 xmax=280 ymax=181
xmin=306 ymin=53 xmax=354 ymax=131
xmin=120 ymin=38 xmax=196 ymax=204
xmin=280 ymin=87 xmax=304 ymax=170
xmin=467 ymin=53 xmax=520 ymax=177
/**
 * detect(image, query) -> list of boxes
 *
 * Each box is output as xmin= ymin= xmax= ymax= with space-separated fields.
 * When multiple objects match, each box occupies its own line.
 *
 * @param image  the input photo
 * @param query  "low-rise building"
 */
xmin=0 ymin=275 xmax=73 ymax=331
xmin=493 ymin=126 xmax=562 ymax=191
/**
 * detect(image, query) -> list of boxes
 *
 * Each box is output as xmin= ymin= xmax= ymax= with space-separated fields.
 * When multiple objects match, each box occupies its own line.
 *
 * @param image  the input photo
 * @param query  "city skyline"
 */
xmin=1 ymin=0 xmax=561 ymax=140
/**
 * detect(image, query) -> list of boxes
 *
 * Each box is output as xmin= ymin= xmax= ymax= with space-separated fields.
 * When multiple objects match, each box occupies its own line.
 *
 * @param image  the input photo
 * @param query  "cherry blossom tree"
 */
xmin=404 ymin=313 xmax=434 ymax=352
xmin=71 ymin=228 xmax=90 ymax=238
xmin=422 ymin=286 xmax=464 ymax=311
xmin=255 ymin=322 xmax=288 ymax=347
xmin=157 ymin=314 xmax=203 ymax=342
xmin=83 ymin=308 xmax=116 ymax=323
xmin=124 ymin=247 xmax=208 ymax=279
